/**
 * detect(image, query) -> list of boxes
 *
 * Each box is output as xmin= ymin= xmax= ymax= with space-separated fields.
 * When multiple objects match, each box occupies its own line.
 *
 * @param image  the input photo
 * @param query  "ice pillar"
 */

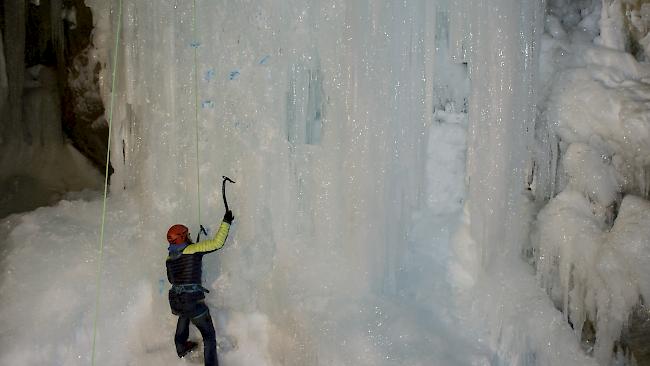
xmin=2 ymin=0 xmax=26 ymax=144
xmin=458 ymin=0 xmax=545 ymax=269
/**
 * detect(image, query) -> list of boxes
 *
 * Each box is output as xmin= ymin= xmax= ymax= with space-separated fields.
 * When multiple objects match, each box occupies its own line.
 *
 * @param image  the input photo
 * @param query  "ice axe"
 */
xmin=222 ymin=176 xmax=235 ymax=212
xmin=196 ymin=224 xmax=208 ymax=243
xmin=196 ymin=176 xmax=235 ymax=242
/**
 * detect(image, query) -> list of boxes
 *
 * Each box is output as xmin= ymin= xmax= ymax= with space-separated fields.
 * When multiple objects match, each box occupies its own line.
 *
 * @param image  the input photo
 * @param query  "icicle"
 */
xmin=598 ymin=0 xmax=626 ymax=50
xmin=51 ymin=0 xmax=65 ymax=68
xmin=448 ymin=0 xmax=469 ymax=63
xmin=0 ymin=28 xmax=8 ymax=114
xmin=2 ymin=0 xmax=26 ymax=142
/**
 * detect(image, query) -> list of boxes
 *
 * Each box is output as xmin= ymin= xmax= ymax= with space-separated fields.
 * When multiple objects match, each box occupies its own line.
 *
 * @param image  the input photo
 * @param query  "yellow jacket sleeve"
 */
xmin=182 ymin=222 xmax=230 ymax=254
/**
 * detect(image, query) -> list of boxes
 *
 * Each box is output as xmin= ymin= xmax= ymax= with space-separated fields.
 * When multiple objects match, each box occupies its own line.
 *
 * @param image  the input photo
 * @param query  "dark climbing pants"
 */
xmin=174 ymin=303 xmax=218 ymax=366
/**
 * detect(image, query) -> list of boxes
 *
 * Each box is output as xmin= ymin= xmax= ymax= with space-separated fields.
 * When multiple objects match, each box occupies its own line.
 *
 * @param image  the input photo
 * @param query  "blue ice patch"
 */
xmin=205 ymin=69 xmax=215 ymax=82
xmin=259 ymin=55 xmax=270 ymax=65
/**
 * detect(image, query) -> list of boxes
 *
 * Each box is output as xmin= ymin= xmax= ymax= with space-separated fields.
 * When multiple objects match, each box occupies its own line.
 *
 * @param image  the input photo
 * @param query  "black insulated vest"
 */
xmin=167 ymin=252 xmax=207 ymax=316
xmin=166 ymin=252 xmax=204 ymax=285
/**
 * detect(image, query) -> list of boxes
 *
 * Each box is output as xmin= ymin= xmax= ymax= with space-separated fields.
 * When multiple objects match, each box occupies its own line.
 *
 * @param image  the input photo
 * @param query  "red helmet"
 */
xmin=167 ymin=224 xmax=189 ymax=244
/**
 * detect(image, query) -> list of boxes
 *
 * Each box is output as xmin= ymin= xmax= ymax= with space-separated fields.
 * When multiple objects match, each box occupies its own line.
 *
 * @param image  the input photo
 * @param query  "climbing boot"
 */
xmin=178 ymin=341 xmax=198 ymax=358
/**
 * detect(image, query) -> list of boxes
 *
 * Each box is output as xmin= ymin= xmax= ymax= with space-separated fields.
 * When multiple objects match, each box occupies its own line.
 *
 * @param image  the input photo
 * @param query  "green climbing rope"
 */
xmin=192 ymin=0 xmax=202 ymax=227
xmin=91 ymin=0 xmax=122 ymax=364
xmin=89 ymin=1 xmax=205 ymax=363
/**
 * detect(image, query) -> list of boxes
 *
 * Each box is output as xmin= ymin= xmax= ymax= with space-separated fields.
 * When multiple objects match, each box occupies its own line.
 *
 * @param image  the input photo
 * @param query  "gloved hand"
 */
xmin=223 ymin=210 xmax=234 ymax=224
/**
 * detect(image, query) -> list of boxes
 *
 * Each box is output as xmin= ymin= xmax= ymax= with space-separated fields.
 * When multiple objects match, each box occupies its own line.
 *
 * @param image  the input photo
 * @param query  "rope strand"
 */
xmin=193 ymin=0 xmax=202 ymax=228
xmin=91 ymin=0 xmax=122 ymax=364
xmin=91 ymin=1 xmax=202 ymax=363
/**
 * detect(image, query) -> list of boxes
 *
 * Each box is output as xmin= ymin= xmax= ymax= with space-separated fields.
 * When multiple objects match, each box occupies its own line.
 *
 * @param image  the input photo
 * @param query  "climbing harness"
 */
xmin=171 ymin=283 xmax=210 ymax=294
xmin=91 ymin=0 xmax=122 ymax=365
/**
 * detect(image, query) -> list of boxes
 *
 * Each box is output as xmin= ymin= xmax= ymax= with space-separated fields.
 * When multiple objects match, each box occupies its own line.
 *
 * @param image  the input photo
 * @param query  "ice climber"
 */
xmin=165 ymin=208 xmax=234 ymax=366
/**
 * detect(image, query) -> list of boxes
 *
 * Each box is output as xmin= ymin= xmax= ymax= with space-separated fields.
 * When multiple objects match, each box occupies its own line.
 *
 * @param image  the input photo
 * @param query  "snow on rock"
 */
xmin=531 ymin=0 xmax=650 ymax=363
xmin=534 ymin=189 xmax=607 ymax=340
xmin=544 ymin=10 xmax=650 ymax=198
xmin=562 ymin=143 xmax=621 ymax=207
xmin=548 ymin=54 xmax=650 ymax=170
xmin=608 ymin=196 xmax=650 ymax=305
xmin=534 ymin=193 xmax=650 ymax=363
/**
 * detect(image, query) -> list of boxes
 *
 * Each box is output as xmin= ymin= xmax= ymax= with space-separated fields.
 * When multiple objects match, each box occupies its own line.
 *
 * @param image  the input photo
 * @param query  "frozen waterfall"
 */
xmin=2 ymin=0 xmax=650 ymax=365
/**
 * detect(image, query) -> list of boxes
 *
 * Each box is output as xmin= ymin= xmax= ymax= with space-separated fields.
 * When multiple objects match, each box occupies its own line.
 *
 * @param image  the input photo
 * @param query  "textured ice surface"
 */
xmin=532 ymin=0 xmax=650 ymax=364
xmin=1 ymin=1 xmax=483 ymax=365
xmin=3 ymin=0 xmax=645 ymax=365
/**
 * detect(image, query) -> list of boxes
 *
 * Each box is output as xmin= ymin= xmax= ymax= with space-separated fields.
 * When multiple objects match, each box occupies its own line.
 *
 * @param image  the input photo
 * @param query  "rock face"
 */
xmin=59 ymin=0 xmax=109 ymax=172
xmin=0 ymin=0 xmax=106 ymax=217
xmin=622 ymin=305 xmax=650 ymax=366
xmin=5 ymin=0 xmax=108 ymax=172
xmin=623 ymin=0 xmax=650 ymax=60
xmin=598 ymin=3 xmax=650 ymax=365
xmin=532 ymin=1 xmax=650 ymax=365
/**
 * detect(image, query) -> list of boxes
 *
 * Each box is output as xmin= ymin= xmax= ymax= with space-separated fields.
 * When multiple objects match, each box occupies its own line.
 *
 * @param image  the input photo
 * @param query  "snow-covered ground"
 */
xmin=2 ymin=0 xmax=650 ymax=365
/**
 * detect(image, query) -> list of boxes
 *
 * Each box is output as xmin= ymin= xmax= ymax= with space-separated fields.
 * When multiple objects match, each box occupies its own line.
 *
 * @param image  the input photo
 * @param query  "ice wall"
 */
xmin=457 ymin=0 xmax=543 ymax=267
xmin=1 ymin=0 xmax=631 ymax=365
xmin=529 ymin=0 xmax=650 ymax=363
xmin=91 ymin=0 xmax=593 ymax=364
xmin=93 ymin=0 xmax=443 ymax=303
xmin=448 ymin=0 xmax=602 ymax=365
xmin=75 ymin=0 xmax=480 ymax=364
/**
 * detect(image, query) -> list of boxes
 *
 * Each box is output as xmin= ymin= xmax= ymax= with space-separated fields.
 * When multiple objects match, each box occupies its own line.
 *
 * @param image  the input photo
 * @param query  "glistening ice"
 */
xmin=2 ymin=0 xmax=650 ymax=365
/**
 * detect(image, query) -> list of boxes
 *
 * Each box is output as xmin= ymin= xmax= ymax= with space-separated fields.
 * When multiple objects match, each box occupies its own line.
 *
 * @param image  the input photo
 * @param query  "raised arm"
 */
xmin=183 ymin=211 xmax=234 ymax=254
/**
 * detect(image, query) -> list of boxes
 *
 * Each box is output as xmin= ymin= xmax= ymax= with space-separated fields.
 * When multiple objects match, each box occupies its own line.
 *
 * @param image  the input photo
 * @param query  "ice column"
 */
xmin=2 ymin=0 xmax=26 ymax=144
xmin=0 ymin=28 xmax=8 ymax=114
xmin=51 ymin=0 xmax=65 ymax=71
xmin=457 ymin=0 xmax=544 ymax=268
